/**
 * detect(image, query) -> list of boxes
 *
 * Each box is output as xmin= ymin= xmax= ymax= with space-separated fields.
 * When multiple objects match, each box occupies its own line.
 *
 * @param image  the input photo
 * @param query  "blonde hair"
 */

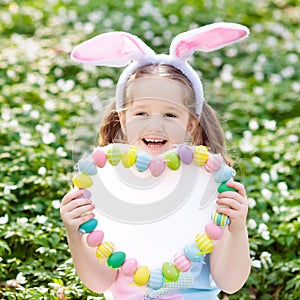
xmin=99 ymin=64 xmax=232 ymax=165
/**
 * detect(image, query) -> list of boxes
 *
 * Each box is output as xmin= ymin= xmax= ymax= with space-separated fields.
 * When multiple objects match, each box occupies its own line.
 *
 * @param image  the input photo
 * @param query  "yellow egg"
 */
xmin=133 ymin=265 xmax=150 ymax=286
xmin=121 ymin=148 xmax=137 ymax=168
xmin=195 ymin=233 xmax=214 ymax=254
xmin=193 ymin=146 xmax=209 ymax=166
xmin=72 ymin=173 xmax=93 ymax=188
xmin=96 ymin=242 xmax=114 ymax=262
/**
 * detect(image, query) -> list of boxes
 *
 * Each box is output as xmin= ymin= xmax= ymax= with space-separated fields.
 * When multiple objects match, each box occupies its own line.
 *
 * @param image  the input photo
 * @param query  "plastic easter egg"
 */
xmin=148 ymin=269 xmax=164 ymax=290
xmin=106 ymin=145 xmax=122 ymax=166
xmin=173 ymin=253 xmax=192 ymax=272
xmin=92 ymin=148 xmax=107 ymax=168
xmin=164 ymin=150 xmax=180 ymax=170
xmin=162 ymin=262 xmax=179 ymax=282
xmin=214 ymin=165 xmax=235 ymax=183
xmin=183 ymin=245 xmax=204 ymax=262
xmin=79 ymin=189 xmax=91 ymax=199
xmin=135 ymin=151 xmax=151 ymax=172
xmin=195 ymin=233 xmax=214 ymax=254
xmin=134 ymin=266 xmax=150 ymax=286
xmin=72 ymin=173 xmax=93 ymax=188
xmin=96 ymin=242 xmax=114 ymax=261
xmin=205 ymin=153 xmax=224 ymax=172
xmin=79 ymin=218 xmax=98 ymax=233
xmin=218 ymin=182 xmax=236 ymax=193
xmin=86 ymin=230 xmax=104 ymax=247
xmin=205 ymin=223 xmax=223 ymax=240
xmin=149 ymin=156 xmax=165 ymax=177
xmin=193 ymin=146 xmax=209 ymax=166
xmin=78 ymin=160 xmax=97 ymax=175
xmin=120 ymin=258 xmax=138 ymax=276
xmin=107 ymin=251 xmax=126 ymax=269
xmin=177 ymin=145 xmax=193 ymax=165
xmin=121 ymin=148 xmax=137 ymax=168
xmin=211 ymin=211 xmax=230 ymax=226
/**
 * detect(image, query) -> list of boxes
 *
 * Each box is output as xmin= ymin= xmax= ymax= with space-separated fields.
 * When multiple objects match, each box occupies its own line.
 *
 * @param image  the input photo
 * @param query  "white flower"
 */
xmin=261 ymin=231 xmax=270 ymax=240
xmin=36 ymin=215 xmax=48 ymax=224
xmin=261 ymin=188 xmax=272 ymax=200
xmin=262 ymin=212 xmax=270 ymax=222
xmin=252 ymin=260 xmax=262 ymax=268
xmin=98 ymin=78 xmax=114 ymax=88
xmin=269 ymin=73 xmax=282 ymax=84
xmin=16 ymin=272 xmax=27 ymax=285
xmin=251 ymin=156 xmax=262 ymax=164
xmin=0 ymin=214 xmax=9 ymax=224
xmin=52 ymin=200 xmax=61 ymax=209
xmin=17 ymin=217 xmax=28 ymax=224
xmin=292 ymin=82 xmax=300 ymax=92
xmin=288 ymin=134 xmax=299 ymax=143
xmin=38 ymin=167 xmax=47 ymax=176
xmin=262 ymin=120 xmax=277 ymax=131
xmin=258 ymin=223 xmax=268 ymax=234
xmin=253 ymin=86 xmax=264 ymax=95
xmin=42 ymin=132 xmax=56 ymax=144
xmin=261 ymin=173 xmax=270 ymax=183
xmin=56 ymin=147 xmax=67 ymax=157
xmin=260 ymin=251 xmax=272 ymax=268
xmin=248 ymin=219 xmax=257 ymax=229
xmin=278 ymin=182 xmax=288 ymax=191
xmin=249 ymin=119 xmax=259 ymax=131
xmin=248 ymin=197 xmax=256 ymax=208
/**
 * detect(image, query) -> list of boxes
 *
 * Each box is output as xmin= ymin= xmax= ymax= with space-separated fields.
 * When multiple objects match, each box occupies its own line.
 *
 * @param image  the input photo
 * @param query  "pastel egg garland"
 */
xmin=72 ymin=144 xmax=236 ymax=290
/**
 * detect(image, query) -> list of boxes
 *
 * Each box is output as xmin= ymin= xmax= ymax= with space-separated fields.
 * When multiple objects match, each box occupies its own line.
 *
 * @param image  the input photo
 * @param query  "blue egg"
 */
xmin=79 ymin=218 xmax=98 ymax=233
xmin=214 ymin=165 xmax=235 ymax=183
xmin=78 ymin=160 xmax=97 ymax=176
xmin=148 ymin=269 xmax=164 ymax=290
xmin=184 ymin=244 xmax=205 ymax=262
xmin=135 ymin=151 xmax=151 ymax=172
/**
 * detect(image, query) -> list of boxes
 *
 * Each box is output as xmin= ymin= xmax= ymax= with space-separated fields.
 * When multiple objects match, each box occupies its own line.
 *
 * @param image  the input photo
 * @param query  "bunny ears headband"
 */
xmin=71 ymin=22 xmax=249 ymax=115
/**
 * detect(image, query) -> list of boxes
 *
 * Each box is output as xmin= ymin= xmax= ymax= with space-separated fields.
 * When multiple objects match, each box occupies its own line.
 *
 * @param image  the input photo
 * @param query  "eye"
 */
xmin=135 ymin=112 xmax=148 ymax=116
xmin=164 ymin=113 xmax=177 ymax=118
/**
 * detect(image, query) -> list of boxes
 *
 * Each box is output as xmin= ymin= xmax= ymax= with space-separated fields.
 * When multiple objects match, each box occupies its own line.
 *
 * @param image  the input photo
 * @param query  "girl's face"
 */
xmin=118 ymin=77 xmax=197 ymax=155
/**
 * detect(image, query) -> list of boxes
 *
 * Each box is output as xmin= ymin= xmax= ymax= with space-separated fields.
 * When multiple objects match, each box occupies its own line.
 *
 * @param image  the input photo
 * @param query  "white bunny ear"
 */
xmin=170 ymin=22 xmax=250 ymax=59
xmin=71 ymin=31 xmax=155 ymax=67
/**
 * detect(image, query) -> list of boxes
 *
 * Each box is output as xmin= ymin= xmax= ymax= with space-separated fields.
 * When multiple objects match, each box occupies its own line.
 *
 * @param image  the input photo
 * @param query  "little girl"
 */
xmin=60 ymin=23 xmax=251 ymax=299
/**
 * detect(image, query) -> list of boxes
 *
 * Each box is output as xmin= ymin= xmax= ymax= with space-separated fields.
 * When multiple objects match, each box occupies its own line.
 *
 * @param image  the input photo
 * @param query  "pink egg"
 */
xmin=205 ymin=153 xmax=224 ymax=172
xmin=86 ymin=230 xmax=104 ymax=247
xmin=92 ymin=148 xmax=107 ymax=168
xmin=177 ymin=145 xmax=193 ymax=165
xmin=149 ymin=157 xmax=166 ymax=177
xmin=120 ymin=258 xmax=138 ymax=276
xmin=173 ymin=253 xmax=192 ymax=272
xmin=205 ymin=223 xmax=223 ymax=240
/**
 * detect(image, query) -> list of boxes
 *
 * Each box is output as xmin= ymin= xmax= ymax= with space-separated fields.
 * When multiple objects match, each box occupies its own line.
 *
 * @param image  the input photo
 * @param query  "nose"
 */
xmin=144 ymin=114 xmax=164 ymax=132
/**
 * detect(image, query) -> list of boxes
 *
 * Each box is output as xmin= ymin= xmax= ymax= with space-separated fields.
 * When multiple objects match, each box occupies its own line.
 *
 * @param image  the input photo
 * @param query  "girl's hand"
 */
xmin=60 ymin=189 xmax=95 ymax=233
xmin=216 ymin=180 xmax=248 ymax=234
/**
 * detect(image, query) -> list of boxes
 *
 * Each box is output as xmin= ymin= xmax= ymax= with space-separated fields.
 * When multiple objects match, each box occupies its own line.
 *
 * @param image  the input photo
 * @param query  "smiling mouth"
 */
xmin=142 ymin=138 xmax=167 ymax=147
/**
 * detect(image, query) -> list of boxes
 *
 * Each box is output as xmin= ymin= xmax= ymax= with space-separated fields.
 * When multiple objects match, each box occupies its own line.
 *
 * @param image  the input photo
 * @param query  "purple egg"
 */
xmin=177 ymin=145 xmax=193 ymax=164
xmin=150 ymin=157 xmax=166 ymax=177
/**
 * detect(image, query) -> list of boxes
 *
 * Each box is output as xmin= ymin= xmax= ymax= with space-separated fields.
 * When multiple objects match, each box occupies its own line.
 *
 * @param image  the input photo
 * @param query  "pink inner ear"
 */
xmin=175 ymin=28 xmax=247 ymax=57
xmin=72 ymin=33 xmax=146 ymax=62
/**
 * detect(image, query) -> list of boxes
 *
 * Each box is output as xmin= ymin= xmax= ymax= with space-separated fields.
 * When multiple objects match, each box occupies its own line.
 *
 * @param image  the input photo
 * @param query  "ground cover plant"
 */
xmin=0 ymin=0 xmax=299 ymax=299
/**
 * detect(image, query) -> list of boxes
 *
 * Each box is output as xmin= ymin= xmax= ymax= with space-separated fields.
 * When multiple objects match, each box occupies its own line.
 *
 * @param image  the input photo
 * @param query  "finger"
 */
xmin=217 ymin=191 xmax=246 ymax=205
xmin=64 ymin=197 xmax=94 ymax=212
xmin=61 ymin=189 xmax=83 ymax=205
xmin=226 ymin=180 xmax=246 ymax=197
xmin=216 ymin=198 xmax=242 ymax=211
xmin=66 ymin=203 xmax=95 ymax=219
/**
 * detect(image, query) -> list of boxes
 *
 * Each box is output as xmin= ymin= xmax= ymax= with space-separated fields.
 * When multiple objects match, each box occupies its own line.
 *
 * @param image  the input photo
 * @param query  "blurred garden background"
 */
xmin=0 ymin=0 xmax=299 ymax=299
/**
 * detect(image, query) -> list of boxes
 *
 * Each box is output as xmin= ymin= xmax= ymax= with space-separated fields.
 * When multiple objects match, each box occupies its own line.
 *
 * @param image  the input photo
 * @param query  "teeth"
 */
xmin=145 ymin=139 xmax=164 ymax=143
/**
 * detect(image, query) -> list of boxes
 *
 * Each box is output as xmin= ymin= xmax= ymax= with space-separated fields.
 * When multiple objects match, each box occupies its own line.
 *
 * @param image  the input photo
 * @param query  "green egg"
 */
xmin=217 ymin=182 xmax=236 ymax=193
xmin=162 ymin=262 xmax=179 ymax=282
xmin=79 ymin=218 xmax=98 ymax=233
xmin=107 ymin=251 xmax=126 ymax=269
xmin=106 ymin=146 xmax=121 ymax=166
xmin=164 ymin=151 xmax=180 ymax=170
